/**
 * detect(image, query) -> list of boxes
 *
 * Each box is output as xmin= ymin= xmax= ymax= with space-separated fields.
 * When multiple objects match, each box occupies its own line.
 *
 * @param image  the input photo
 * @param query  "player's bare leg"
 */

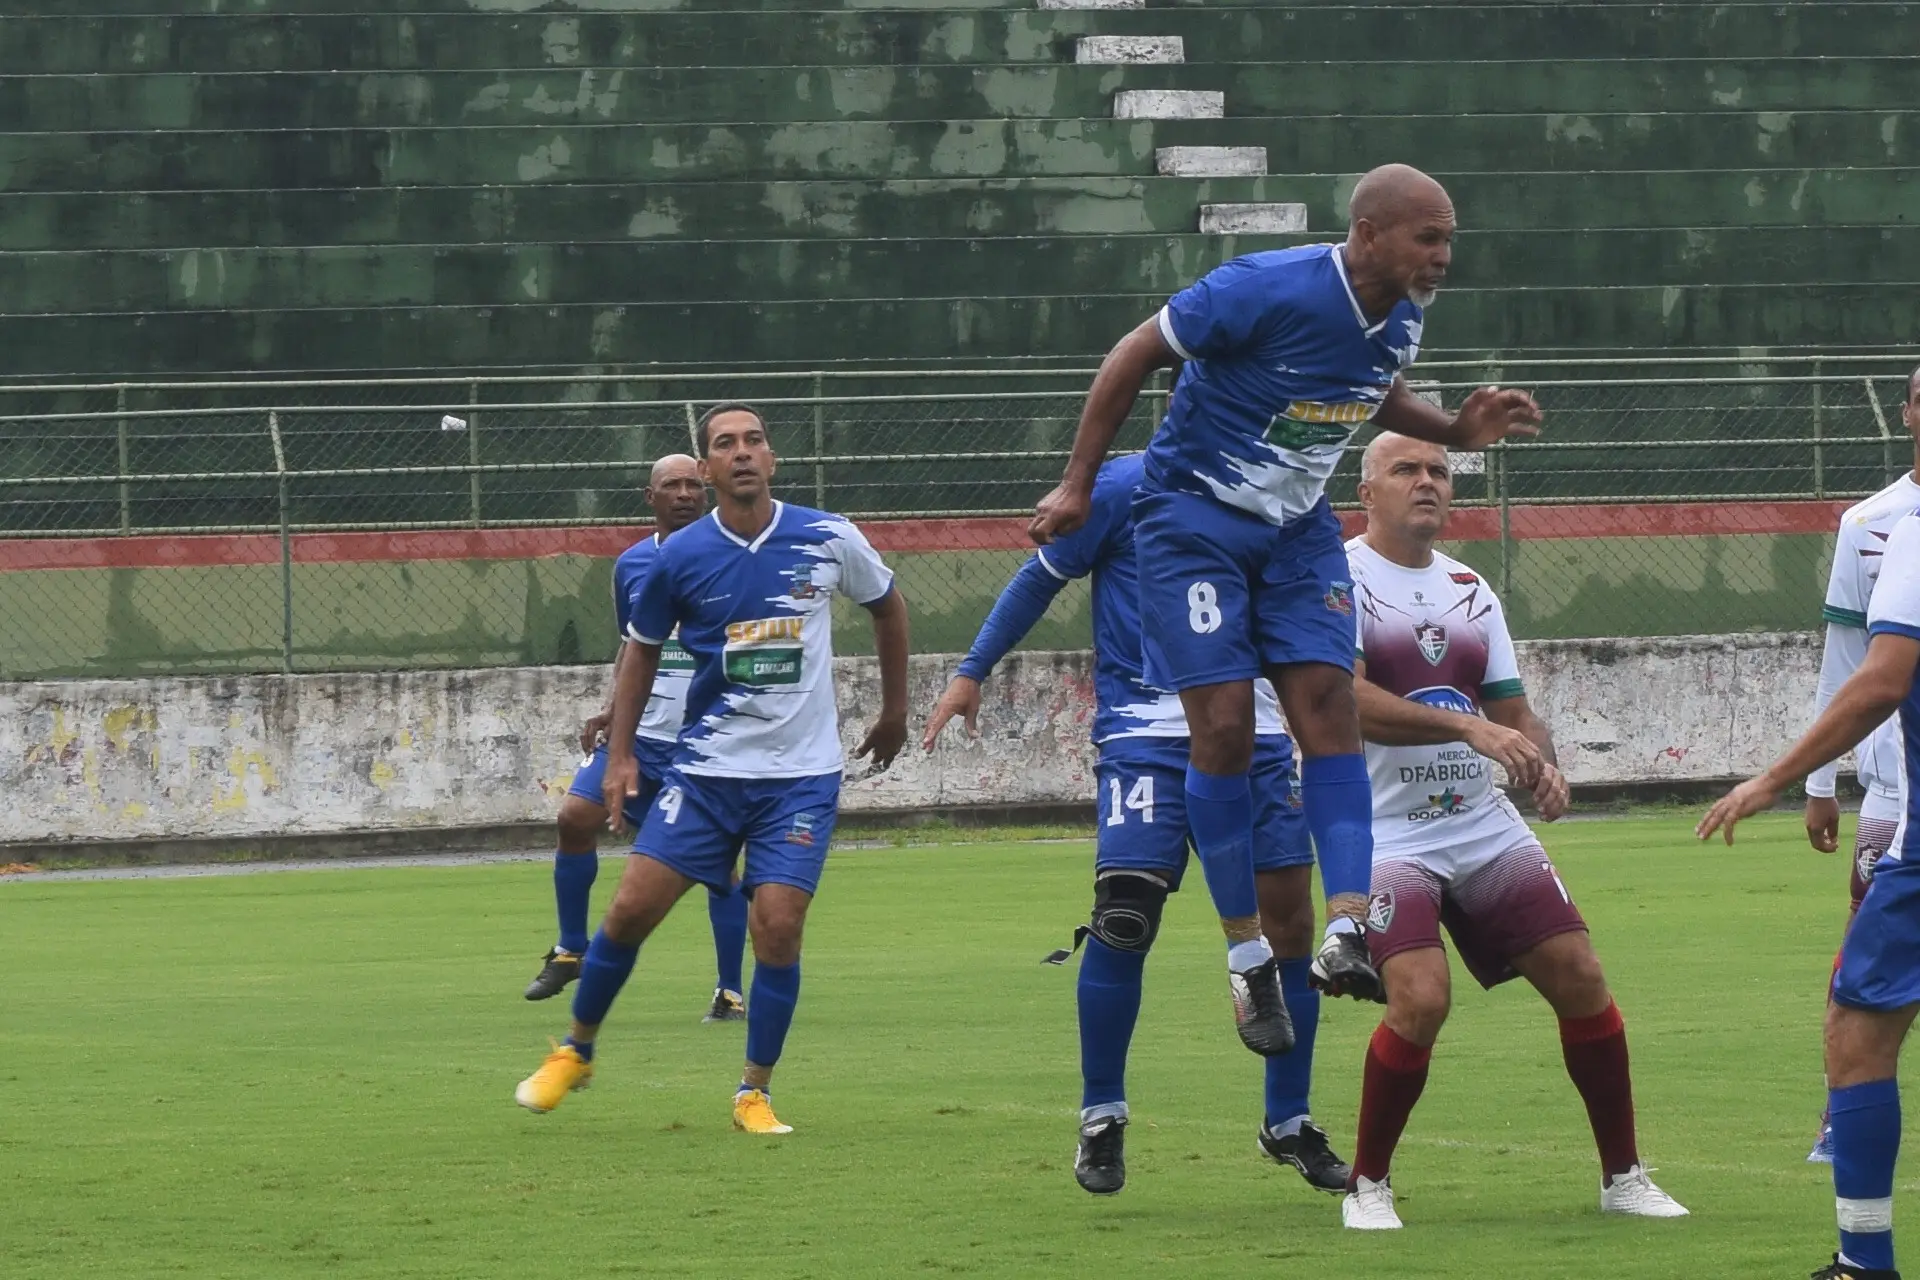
xmin=1513 ymin=931 xmax=1686 ymax=1217
xmin=1814 ymin=1002 xmax=1919 ymax=1278
xmin=1179 ymin=680 xmax=1294 ymax=1056
xmin=1254 ymin=866 xmax=1351 ymax=1190
xmin=1273 ymin=662 xmax=1382 ymax=1001
xmin=527 ymin=794 xmax=609 ymax=999
xmin=1343 ymin=945 xmax=1447 ymax=1228
xmin=518 ymin=854 xmax=697 ymax=1112
xmin=733 ymin=882 xmax=811 ymax=1134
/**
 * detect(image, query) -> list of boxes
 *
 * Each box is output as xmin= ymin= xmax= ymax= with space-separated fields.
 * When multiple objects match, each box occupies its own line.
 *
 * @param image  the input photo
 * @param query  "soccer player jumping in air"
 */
xmin=525 ymin=453 xmax=752 ymax=1025
xmin=1031 ymin=164 xmax=1542 ymax=1050
xmin=926 ymin=451 xmax=1349 ymax=1197
xmin=1702 ymin=509 xmax=1920 ymax=1280
xmin=1340 ymin=434 xmax=1686 ymax=1230
xmin=515 ymin=405 xmax=910 ymax=1135
xmin=1801 ymin=366 xmax=1920 ymax=1164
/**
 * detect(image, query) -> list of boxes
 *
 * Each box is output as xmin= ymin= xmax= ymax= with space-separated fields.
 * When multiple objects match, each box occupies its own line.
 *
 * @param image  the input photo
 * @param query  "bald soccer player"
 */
xmin=1030 ymin=165 xmax=1543 ymax=1055
xmin=524 ymin=454 xmax=752 ymax=1024
xmin=1338 ymin=433 xmax=1685 ymax=1229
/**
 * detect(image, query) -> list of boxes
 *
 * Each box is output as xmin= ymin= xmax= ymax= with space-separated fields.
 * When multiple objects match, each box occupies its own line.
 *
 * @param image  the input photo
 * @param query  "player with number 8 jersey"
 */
xmin=514 ymin=404 xmax=911 ymax=1137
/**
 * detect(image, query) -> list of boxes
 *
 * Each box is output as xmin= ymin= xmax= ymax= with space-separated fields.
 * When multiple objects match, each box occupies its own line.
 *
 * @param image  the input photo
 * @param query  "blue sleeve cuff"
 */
xmin=1868 ymin=620 xmax=1920 ymax=643
xmin=956 ymin=556 xmax=1069 ymax=682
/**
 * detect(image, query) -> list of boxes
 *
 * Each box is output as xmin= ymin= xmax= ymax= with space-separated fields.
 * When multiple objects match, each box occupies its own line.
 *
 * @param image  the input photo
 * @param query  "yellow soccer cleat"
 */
xmin=732 ymin=1088 xmax=793 ymax=1135
xmin=515 ymin=1040 xmax=592 ymax=1113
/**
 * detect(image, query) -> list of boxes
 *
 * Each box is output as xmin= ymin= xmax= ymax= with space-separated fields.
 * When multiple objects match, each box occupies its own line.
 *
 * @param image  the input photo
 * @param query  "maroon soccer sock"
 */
xmin=1559 ymin=1000 xmax=1639 ymax=1179
xmin=1349 ymin=1022 xmax=1432 ymax=1188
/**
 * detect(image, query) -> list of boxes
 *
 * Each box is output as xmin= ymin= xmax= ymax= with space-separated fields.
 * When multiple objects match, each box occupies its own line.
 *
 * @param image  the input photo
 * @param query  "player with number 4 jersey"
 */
xmin=926 ymin=453 xmax=1350 ymax=1199
xmin=1340 ymin=434 xmax=1685 ymax=1231
xmin=515 ymin=404 xmax=911 ymax=1137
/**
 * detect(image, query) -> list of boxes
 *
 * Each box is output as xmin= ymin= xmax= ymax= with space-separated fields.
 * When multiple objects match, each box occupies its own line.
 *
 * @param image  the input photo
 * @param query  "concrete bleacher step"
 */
xmin=1199 ymin=204 xmax=1307 ymax=234
xmin=1112 ymin=90 xmax=1223 ymax=120
xmin=1075 ymin=36 xmax=1183 ymax=65
xmin=1156 ymin=146 xmax=1266 ymax=177
xmin=13 ymin=281 xmax=1919 ymax=377
xmin=7 ymin=8 xmax=1904 ymax=74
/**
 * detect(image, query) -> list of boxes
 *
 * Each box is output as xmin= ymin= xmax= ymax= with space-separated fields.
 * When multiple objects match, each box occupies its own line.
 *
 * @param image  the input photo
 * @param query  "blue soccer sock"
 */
xmin=1302 ymin=754 xmax=1374 ymax=903
xmin=1832 ymin=1077 xmax=1901 ymax=1272
xmin=1078 ymin=936 xmax=1146 ymax=1111
xmin=745 ymin=961 xmax=801 ymax=1071
xmin=1185 ymin=764 xmax=1259 ymax=922
xmin=709 ymin=885 xmax=749 ymax=994
xmin=1265 ymin=958 xmax=1322 ymax=1130
xmin=552 ymin=849 xmax=599 ymax=956
xmin=569 ymin=928 xmax=639 ymax=1030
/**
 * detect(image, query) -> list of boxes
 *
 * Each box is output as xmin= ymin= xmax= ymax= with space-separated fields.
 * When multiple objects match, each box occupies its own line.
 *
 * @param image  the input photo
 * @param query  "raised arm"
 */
xmin=1029 ymin=316 xmax=1178 ymax=545
xmin=855 ymin=586 xmax=911 ymax=772
xmin=1372 ymin=376 xmax=1544 ymax=451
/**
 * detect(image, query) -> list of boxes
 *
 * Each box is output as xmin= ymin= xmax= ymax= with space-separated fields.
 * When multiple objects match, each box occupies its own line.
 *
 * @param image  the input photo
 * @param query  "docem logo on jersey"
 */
xmin=1414 ymin=620 xmax=1448 ymax=665
xmin=1407 ymin=786 xmax=1474 ymax=823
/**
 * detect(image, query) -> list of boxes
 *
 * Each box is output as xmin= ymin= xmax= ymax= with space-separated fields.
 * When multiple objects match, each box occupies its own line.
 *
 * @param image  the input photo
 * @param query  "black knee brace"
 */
xmin=1087 ymin=869 xmax=1170 ymax=954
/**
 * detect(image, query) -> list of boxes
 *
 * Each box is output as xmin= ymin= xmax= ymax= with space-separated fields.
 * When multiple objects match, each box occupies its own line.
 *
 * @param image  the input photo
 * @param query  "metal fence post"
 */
xmin=1496 ymin=442 xmax=1514 ymax=602
xmin=1867 ymin=376 xmax=1894 ymax=482
xmin=115 ymin=384 xmax=131 ymax=535
xmin=812 ymin=372 xmax=826 ymax=508
xmin=270 ymin=410 xmax=293 ymax=675
xmin=1812 ymin=359 xmax=1826 ymax=498
xmin=468 ymin=380 xmax=483 ymax=528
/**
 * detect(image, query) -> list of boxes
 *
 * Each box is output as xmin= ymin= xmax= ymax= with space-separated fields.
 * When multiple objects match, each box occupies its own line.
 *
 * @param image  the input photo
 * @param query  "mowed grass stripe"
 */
xmin=0 ymin=815 xmax=1896 ymax=1278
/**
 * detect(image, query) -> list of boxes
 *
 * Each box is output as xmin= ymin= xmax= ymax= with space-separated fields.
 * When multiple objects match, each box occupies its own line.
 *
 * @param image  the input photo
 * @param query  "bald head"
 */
xmin=1348 ymin=164 xmax=1452 ymax=231
xmin=647 ymin=452 xmax=707 ymax=535
xmin=1343 ymin=165 xmax=1455 ymax=312
xmin=1357 ymin=432 xmax=1452 ymax=555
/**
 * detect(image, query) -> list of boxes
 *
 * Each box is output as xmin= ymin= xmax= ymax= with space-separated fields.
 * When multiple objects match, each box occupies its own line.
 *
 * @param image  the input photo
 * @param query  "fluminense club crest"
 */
xmin=1414 ymin=620 xmax=1448 ymax=666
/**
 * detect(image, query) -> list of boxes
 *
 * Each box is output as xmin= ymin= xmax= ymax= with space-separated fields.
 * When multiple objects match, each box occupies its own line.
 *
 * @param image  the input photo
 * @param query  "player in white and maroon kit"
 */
xmin=1336 ymin=433 xmax=1686 ymax=1230
xmin=1804 ymin=367 xmax=1920 ymax=1164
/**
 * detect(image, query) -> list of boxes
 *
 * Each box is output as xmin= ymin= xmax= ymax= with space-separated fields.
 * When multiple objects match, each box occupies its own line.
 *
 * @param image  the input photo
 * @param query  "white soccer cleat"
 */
xmin=1342 ymin=1175 xmax=1403 ymax=1230
xmin=1600 ymin=1165 xmax=1689 ymax=1218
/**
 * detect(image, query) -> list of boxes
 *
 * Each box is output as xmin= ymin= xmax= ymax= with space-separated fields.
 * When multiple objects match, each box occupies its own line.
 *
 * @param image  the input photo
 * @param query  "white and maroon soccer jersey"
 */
xmin=1347 ymin=537 xmax=1534 ymax=873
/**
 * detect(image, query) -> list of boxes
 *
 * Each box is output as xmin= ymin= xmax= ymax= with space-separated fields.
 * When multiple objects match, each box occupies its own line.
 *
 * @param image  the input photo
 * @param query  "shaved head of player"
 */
xmin=1345 ymin=163 xmax=1455 ymax=310
xmin=1339 ymin=431 xmax=1688 ymax=1228
xmin=647 ymin=453 xmax=706 ymax=534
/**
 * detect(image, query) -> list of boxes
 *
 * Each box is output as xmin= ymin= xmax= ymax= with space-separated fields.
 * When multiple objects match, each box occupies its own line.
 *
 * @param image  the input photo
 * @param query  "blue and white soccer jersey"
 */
xmin=1024 ymin=454 xmax=1311 ymax=882
xmin=626 ymin=502 xmax=894 ymax=895
xmin=566 ymin=533 xmax=697 ymax=825
xmin=1134 ymin=243 xmax=1423 ymax=690
xmin=1834 ymin=514 xmax=1920 ymax=1012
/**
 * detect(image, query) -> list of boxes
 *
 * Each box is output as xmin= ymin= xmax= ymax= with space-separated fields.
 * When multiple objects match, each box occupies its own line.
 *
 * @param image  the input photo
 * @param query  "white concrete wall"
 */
xmin=0 ymin=634 xmax=1833 ymax=844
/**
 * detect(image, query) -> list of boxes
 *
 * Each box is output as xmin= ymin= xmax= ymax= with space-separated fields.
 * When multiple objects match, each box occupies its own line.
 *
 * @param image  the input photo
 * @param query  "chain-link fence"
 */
xmin=1 ymin=356 xmax=1913 ymax=679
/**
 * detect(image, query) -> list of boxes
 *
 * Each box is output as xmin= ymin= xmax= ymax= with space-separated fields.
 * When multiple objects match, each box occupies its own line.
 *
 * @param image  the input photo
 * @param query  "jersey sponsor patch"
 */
xmin=1406 ymin=786 xmax=1474 ymax=823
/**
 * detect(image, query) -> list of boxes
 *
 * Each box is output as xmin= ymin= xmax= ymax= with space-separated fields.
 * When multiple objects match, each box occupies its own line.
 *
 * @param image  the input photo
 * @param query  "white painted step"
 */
xmin=1039 ymin=0 xmax=1143 ymax=9
xmin=1156 ymin=145 xmax=1266 ymax=177
xmin=1199 ymin=203 xmax=1309 ymax=234
xmin=1112 ymin=89 xmax=1224 ymax=120
xmin=1075 ymin=35 xmax=1184 ymax=64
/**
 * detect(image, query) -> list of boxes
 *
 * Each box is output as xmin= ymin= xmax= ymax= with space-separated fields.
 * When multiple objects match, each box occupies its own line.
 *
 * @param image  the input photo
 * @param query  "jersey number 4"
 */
xmin=658 ymin=785 xmax=684 ymax=824
xmin=1106 ymin=775 xmax=1156 ymax=825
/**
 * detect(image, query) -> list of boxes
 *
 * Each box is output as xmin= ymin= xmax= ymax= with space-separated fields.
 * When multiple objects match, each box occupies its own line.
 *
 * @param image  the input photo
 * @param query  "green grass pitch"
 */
xmin=2 ymin=813 xmax=1901 ymax=1278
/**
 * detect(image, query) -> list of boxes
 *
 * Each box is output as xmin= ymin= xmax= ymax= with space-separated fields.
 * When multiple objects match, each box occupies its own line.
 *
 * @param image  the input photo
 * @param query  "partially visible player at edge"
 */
xmin=524 ymin=453 xmax=752 ymax=1025
xmin=1337 ymin=434 xmax=1686 ymax=1230
xmin=1699 ymin=511 xmax=1920 ymax=1280
xmin=515 ymin=404 xmax=911 ymax=1135
xmin=924 ymin=451 xmax=1351 ymax=1197
xmin=1030 ymin=163 xmax=1543 ymax=1050
xmin=1803 ymin=366 xmax=1920 ymax=1164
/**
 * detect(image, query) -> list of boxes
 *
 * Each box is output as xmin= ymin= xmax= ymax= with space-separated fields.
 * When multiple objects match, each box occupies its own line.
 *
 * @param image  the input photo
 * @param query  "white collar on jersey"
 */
xmin=1331 ymin=245 xmax=1391 ymax=338
xmin=710 ymin=499 xmax=784 ymax=551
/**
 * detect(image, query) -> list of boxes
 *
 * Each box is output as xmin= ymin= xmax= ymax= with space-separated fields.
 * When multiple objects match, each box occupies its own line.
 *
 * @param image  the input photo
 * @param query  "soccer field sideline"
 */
xmin=7 ymin=811 xmax=1915 ymax=1279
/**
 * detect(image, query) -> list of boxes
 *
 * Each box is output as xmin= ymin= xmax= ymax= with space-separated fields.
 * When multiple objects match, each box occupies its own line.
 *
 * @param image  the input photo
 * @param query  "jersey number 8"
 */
xmin=1187 ymin=582 xmax=1222 ymax=634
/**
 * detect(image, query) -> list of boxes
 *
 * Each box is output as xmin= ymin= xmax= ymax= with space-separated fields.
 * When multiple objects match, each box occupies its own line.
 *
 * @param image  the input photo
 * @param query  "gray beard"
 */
xmin=1409 ymin=285 xmax=1439 ymax=307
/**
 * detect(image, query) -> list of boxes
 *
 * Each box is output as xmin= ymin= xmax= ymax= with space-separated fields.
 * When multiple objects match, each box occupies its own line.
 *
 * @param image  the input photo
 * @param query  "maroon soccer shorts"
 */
xmin=1364 ymin=840 xmax=1588 ymax=989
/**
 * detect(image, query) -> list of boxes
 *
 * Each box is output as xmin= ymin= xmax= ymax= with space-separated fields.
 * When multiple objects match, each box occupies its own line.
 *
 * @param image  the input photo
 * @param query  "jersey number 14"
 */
xmin=1106 ymin=775 xmax=1156 ymax=825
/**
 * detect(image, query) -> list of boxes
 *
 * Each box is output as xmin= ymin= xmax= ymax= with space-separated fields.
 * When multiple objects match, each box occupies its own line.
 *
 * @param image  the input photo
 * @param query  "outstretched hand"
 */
xmin=1451 ymin=386 xmax=1543 ymax=450
xmin=1696 ymin=775 xmax=1782 ymax=846
xmin=856 ymin=713 xmax=909 ymax=774
xmin=922 ymin=676 xmax=983 ymax=751
xmin=1029 ymin=482 xmax=1093 ymax=547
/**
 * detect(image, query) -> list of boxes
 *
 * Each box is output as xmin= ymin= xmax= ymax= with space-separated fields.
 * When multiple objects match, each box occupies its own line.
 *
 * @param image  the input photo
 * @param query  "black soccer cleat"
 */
xmin=1310 ymin=930 xmax=1385 ymax=1003
xmin=1075 ymin=1115 xmax=1127 ymax=1196
xmin=1229 ymin=957 xmax=1297 ymax=1056
xmin=1258 ymin=1119 xmax=1353 ymax=1193
xmin=524 ymin=948 xmax=582 ymax=1001
xmin=703 ymin=987 xmax=747 ymax=1023
xmin=1811 ymin=1257 xmax=1901 ymax=1280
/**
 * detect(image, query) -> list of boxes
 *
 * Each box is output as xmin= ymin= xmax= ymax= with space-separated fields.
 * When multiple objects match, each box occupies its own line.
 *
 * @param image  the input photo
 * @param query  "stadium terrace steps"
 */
xmin=13 ymin=227 xmax=1919 ymax=315
xmin=12 ymin=284 xmax=1918 ymax=376
xmin=6 ymin=8 xmax=1910 ymax=73
xmin=9 ymin=60 xmax=1916 ymax=132
xmin=4 ymin=113 xmax=1915 ymax=198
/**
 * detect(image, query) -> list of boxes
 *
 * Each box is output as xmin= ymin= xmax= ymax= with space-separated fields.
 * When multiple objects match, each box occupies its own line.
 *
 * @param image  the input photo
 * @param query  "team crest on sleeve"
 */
xmin=1366 ymin=890 xmax=1395 ymax=933
xmin=1324 ymin=581 xmax=1354 ymax=616
xmin=1414 ymin=620 xmax=1449 ymax=665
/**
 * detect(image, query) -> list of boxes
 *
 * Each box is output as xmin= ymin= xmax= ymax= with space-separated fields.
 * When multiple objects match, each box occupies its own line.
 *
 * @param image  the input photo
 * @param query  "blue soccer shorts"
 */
xmin=1834 ymin=851 xmax=1920 ymax=1013
xmin=633 ymin=768 xmax=841 ymax=896
xmin=1132 ymin=488 xmax=1356 ymax=692
xmin=1094 ymin=735 xmax=1312 ymax=887
xmin=567 ymin=735 xmax=676 ymax=829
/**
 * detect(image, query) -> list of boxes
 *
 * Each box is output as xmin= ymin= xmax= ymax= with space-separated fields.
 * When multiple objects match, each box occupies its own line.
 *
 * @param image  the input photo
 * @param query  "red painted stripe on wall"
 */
xmin=0 ymin=501 xmax=1856 ymax=572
